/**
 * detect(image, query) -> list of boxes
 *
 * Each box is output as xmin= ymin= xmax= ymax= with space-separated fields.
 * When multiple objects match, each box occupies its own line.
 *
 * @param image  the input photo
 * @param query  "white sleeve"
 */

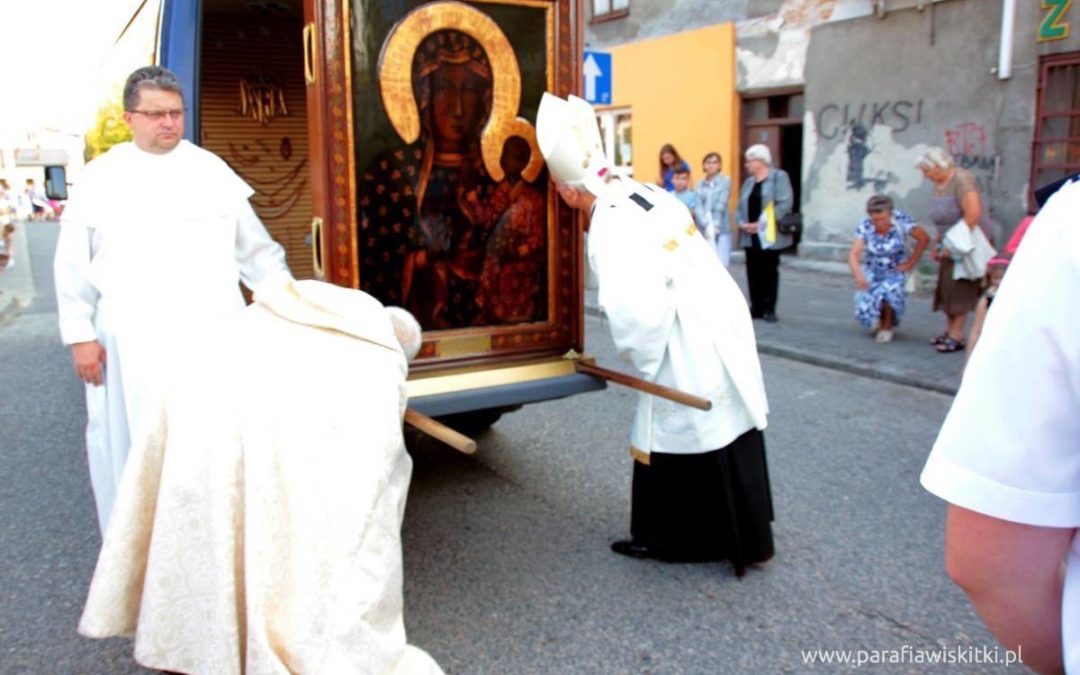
xmin=920 ymin=183 xmax=1080 ymax=527
xmin=234 ymin=200 xmax=293 ymax=289
xmin=590 ymin=208 xmax=675 ymax=380
xmin=53 ymin=208 xmax=100 ymax=345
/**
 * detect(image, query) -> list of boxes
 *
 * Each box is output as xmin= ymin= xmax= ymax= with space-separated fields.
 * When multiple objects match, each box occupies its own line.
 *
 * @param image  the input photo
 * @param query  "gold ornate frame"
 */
xmin=309 ymin=0 xmax=584 ymax=367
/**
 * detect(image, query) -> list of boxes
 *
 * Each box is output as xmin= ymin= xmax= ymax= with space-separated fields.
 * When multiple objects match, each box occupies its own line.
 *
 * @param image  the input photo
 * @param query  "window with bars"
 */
xmin=1031 ymin=53 xmax=1080 ymax=207
xmin=592 ymin=0 xmax=628 ymax=22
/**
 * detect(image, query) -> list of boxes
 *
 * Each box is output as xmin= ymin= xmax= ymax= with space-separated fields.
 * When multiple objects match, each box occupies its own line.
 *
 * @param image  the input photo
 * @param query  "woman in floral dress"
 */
xmin=847 ymin=195 xmax=930 ymax=342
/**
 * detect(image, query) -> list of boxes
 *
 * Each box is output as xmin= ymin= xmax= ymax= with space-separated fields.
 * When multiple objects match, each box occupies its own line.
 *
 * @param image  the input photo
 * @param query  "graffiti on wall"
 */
xmin=817 ymin=99 xmax=925 ymax=140
xmin=844 ymin=122 xmax=896 ymax=192
xmin=944 ymin=121 xmax=996 ymax=171
xmin=943 ymin=121 xmax=999 ymax=196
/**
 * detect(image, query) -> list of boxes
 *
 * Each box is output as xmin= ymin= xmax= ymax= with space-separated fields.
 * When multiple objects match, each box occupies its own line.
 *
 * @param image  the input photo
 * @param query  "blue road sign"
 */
xmin=582 ymin=50 xmax=612 ymax=105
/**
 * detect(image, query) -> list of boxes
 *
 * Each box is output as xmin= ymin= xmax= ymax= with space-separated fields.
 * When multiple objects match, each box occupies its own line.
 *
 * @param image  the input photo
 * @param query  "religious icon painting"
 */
xmin=309 ymin=0 xmax=583 ymax=367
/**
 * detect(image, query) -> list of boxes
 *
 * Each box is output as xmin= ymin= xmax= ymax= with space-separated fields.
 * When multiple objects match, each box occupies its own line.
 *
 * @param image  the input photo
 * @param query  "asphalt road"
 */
xmin=0 ymin=225 xmax=1012 ymax=674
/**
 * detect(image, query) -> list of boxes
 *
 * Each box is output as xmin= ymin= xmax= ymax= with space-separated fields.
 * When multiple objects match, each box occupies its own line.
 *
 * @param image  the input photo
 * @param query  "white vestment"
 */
xmin=920 ymin=180 xmax=1080 ymax=673
xmin=54 ymin=140 xmax=292 ymax=533
xmin=588 ymin=180 xmax=769 ymax=458
xmin=79 ymin=281 xmax=443 ymax=675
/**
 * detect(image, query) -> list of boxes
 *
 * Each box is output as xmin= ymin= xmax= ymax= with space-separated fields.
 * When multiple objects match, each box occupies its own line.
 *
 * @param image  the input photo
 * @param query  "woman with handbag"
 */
xmin=917 ymin=147 xmax=992 ymax=353
xmin=737 ymin=144 xmax=794 ymax=322
xmin=847 ymin=195 xmax=930 ymax=343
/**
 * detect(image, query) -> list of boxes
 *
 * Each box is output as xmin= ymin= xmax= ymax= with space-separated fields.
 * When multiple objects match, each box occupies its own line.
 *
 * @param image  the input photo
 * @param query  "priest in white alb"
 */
xmin=78 ymin=279 xmax=443 ymax=675
xmin=53 ymin=66 xmax=292 ymax=534
xmin=536 ymin=93 xmax=775 ymax=576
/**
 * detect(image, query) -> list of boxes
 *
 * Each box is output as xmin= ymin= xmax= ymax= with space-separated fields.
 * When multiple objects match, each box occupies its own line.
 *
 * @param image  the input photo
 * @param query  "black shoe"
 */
xmin=763 ymin=312 xmax=778 ymax=323
xmin=611 ymin=539 xmax=654 ymax=559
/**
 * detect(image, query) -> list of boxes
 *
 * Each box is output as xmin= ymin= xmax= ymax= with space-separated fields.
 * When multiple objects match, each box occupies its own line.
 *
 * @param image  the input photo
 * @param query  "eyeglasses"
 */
xmin=129 ymin=108 xmax=186 ymax=121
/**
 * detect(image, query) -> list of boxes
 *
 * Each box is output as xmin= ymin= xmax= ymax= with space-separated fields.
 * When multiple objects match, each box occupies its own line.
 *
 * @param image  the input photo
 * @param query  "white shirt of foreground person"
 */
xmin=54 ymin=136 xmax=291 ymax=534
xmin=78 ymin=280 xmax=442 ymax=675
xmin=920 ymin=180 xmax=1080 ymax=671
xmin=588 ymin=178 xmax=769 ymax=458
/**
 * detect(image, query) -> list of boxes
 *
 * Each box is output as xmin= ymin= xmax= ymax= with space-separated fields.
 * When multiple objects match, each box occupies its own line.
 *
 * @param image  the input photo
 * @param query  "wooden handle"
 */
xmin=404 ymin=408 xmax=478 ymax=454
xmin=574 ymin=361 xmax=712 ymax=411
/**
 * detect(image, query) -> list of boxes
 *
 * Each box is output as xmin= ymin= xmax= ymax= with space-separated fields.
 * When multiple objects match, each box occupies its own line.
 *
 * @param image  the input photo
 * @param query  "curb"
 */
xmin=583 ymin=303 xmax=957 ymax=396
xmin=754 ymin=341 xmax=958 ymax=396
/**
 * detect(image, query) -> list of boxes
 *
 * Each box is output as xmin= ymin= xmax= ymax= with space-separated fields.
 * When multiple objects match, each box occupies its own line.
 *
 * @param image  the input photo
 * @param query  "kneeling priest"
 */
xmin=78 ymin=280 xmax=443 ymax=675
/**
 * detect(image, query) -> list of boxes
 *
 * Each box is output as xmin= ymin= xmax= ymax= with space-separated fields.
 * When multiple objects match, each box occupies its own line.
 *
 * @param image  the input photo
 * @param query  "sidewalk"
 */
xmin=586 ymin=258 xmax=965 ymax=396
xmin=0 ymin=220 xmax=37 ymax=325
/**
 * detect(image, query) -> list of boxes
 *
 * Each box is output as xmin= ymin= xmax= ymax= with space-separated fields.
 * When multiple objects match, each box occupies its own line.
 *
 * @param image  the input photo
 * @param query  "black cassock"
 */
xmin=630 ymin=428 xmax=774 ymax=576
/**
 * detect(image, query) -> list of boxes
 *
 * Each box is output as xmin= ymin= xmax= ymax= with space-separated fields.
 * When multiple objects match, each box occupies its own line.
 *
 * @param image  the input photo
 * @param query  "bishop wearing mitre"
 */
xmin=536 ymin=93 xmax=775 ymax=576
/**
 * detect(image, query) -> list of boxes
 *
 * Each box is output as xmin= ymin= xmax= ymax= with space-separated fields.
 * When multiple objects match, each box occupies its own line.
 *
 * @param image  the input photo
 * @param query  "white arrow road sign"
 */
xmin=584 ymin=53 xmax=602 ymax=102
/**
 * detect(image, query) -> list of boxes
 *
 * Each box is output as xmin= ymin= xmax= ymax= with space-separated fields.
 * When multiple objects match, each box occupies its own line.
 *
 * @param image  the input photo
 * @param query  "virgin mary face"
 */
xmin=429 ymin=62 xmax=489 ymax=152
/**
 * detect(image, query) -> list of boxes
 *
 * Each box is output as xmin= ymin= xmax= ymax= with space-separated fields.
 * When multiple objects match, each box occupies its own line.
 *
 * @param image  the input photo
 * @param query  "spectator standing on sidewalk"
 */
xmin=737 ymin=144 xmax=794 ymax=323
xmin=847 ymin=195 xmax=929 ymax=343
xmin=0 ymin=185 xmax=14 ymax=271
xmin=656 ymin=143 xmax=689 ymax=192
xmin=920 ymin=177 xmax=1080 ymax=674
xmin=695 ymin=151 xmax=733 ymax=267
xmin=964 ymin=257 xmax=1008 ymax=361
xmin=0 ymin=224 xmax=14 ymax=271
xmin=917 ymin=147 xmax=991 ymax=354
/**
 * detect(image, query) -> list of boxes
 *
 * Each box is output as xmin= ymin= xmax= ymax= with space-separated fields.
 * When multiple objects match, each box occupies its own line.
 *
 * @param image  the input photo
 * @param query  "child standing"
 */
xmin=965 ymin=257 xmax=1009 ymax=361
xmin=671 ymin=166 xmax=697 ymax=224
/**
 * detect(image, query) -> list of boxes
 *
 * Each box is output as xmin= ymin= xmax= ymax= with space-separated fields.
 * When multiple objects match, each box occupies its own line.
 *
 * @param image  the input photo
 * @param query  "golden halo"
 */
xmin=482 ymin=117 xmax=545 ymax=184
xmin=377 ymin=1 xmax=523 ymax=181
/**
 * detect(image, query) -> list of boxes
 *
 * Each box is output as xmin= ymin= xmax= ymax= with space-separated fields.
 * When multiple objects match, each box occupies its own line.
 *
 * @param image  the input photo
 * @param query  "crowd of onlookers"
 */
xmin=0 ymin=178 xmax=63 ymax=274
xmin=656 ymin=142 xmax=1022 ymax=357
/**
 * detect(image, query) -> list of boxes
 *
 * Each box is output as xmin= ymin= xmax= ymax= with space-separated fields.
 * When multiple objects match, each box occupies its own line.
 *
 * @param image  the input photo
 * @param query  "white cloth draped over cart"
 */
xmin=54 ymin=140 xmax=291 ymax=533
xmin=78 ymin=280 xmax=443 ymax=675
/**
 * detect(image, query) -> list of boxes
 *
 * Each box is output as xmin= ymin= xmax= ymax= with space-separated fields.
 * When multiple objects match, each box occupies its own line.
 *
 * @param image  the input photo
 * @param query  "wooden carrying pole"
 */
xmin=404 ymin=408 xmax=478 ymax=455
xmin=574 ymin=361 xmax=712 ymax=411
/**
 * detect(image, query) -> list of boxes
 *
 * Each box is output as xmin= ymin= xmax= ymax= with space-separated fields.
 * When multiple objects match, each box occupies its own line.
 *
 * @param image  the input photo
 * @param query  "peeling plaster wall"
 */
xmin=736 ymin=2 xmax=822 ymax=91
xmin=800 ymin=0 xmax=1063 ymax=259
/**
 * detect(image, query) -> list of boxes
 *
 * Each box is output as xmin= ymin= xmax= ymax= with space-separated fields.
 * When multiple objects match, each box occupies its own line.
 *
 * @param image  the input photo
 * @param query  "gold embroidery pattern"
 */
xmin=630 ymin=445 xmax=651 ymax=466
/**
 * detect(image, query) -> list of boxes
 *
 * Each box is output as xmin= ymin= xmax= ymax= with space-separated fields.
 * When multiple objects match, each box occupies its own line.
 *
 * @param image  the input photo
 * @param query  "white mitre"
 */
xmin=536 ymin=93 xmax=624 ymax=202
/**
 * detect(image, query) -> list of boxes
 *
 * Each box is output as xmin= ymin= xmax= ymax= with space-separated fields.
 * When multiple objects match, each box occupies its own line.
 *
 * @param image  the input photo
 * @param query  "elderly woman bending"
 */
xmin=917 ymin=147 xmax=991 ymax=353
xmin=848 ymin=195 xmax=930 ymax=342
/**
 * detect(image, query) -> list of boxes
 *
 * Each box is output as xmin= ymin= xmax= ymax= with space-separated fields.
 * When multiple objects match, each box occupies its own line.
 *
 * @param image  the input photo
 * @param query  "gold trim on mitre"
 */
xmin=377 ymin=1 xmax=523 ymax=181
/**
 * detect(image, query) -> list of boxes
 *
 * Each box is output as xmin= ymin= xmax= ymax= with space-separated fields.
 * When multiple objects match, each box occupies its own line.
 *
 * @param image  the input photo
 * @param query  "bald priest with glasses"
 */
xmin=54 ymin=66 xmax=293 ymax=535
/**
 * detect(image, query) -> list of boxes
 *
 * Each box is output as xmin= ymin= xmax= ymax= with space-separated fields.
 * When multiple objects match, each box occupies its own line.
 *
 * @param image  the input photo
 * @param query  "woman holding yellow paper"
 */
xmin=737 ymin=144 xmax=794 ymax=322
